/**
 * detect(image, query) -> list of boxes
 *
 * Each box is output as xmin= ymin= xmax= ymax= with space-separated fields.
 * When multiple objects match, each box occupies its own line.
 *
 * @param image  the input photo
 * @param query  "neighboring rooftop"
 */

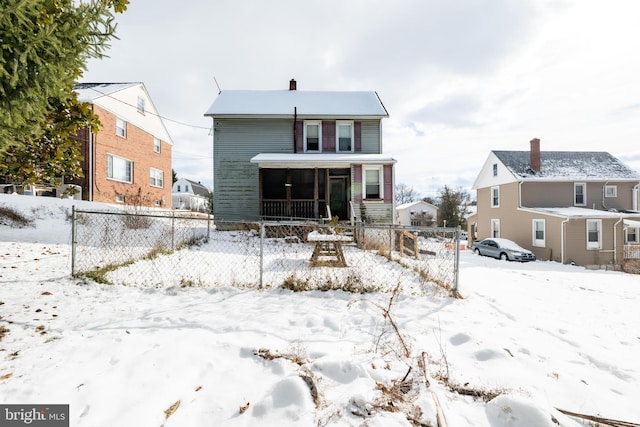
xmin=73 ymin=82 xmax=140 ymax=102
xmin=494 ymin=150 xmax=640 ymax=180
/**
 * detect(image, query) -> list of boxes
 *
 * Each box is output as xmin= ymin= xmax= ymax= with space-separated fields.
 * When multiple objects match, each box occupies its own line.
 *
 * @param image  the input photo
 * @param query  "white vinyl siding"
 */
xmin=150 ymin=168 xmax=164 ymax=188
xmin=532 ymin=219 xmax=545 ymax=247
xmin=586 ymin=219 xmax=602 ymax=250
xmin=107 ymin=154 xmax=133 ymax=183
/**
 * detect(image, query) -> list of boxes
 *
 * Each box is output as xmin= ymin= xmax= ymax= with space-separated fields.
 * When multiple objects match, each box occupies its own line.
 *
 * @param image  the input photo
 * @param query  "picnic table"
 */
xmin=307 ymin=230 xmax=352 ymax=267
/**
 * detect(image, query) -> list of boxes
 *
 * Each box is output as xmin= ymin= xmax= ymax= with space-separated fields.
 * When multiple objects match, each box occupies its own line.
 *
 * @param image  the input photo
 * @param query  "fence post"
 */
xmin=259 ymin=220 xmax=264 ymax=289
xmin=71 ymin=205 xmax=77 ymax=276
xmin=454 ymin=226 xmax=460 ymax=297
xmin=207 ymin=213 xmax=211 ymax=242
xmin=171 ymin=210 xmax=175 ymax=251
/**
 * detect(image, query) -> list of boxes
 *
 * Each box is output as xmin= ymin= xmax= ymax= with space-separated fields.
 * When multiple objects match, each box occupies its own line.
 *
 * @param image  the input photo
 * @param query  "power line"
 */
xmin=78 ymin=85 xmax=212 ymax=131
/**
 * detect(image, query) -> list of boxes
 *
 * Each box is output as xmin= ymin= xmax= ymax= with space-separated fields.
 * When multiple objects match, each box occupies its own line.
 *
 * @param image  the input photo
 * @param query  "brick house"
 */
xmin=71 ymin=82 xmax=172 ymax=207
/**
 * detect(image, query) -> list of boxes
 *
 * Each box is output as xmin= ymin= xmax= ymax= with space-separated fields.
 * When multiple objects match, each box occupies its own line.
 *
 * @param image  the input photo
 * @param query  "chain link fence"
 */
xmin=71 ymin=208 xmax=461 ymax=296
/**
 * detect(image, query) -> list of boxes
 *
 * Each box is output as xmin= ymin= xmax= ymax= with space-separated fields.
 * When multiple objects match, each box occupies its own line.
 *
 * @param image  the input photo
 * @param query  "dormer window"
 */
xmin=336 ymin=121 xmax=354 ymax=152
xmin=304 ymin=121 xmax=321 ymax=152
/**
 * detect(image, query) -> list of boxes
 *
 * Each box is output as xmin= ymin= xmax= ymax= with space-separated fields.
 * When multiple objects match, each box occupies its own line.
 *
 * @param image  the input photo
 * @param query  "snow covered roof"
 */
xmin=250 ymin=153 xmax=396 ymax=168
xmin=624 ymin=219 xmax=640 ymax=228
xmin=74 ymin=82 xmax=140 ymax=102
xmin=205 ymin=90 xmax=389 ymax=118
xmin=184 ymin=179 xmax=209 ymax=197
xmin=493 ymin=151 xmax=640 ymax=181
xmin=396 ymin=200 xmax=438 ymax=211
xmin=523 ymin=206 xmax=640 ymax=219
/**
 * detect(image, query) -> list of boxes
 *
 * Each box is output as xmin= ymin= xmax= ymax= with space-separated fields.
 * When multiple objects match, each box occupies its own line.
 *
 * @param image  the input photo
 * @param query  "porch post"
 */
xmin=314 ymin=168 xmax=319 ymax=218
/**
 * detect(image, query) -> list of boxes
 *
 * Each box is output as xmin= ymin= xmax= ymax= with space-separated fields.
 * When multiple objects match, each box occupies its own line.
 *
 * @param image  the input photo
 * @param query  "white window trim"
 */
xmin=532 ymin=219 xmax=545 ymax=247
xmin=115 ymin=194 xmax=125 ymax=203
xmin=491 ymin=219 xmax=500 ymax=238
xmin=336 ymin=120 xmax=354 ymax=153
xmin=150 ymin=168 xmax=164 ymax=188
xmin=574 ymin=182 xmax=586 ymax=206
xmin=491 ymin=186 xmax=500 ymax=208
xmin=107 ymin=153 xmax=133 ymax=183
xmin=604 ymin=184 xmax=617 ymax=198
xmin=303 ymin=120 xmax=322 ymax=153
xmin=363 ymin=165 xmax=383 ymax=200
xmin=153 ymin=137 xmax=161 ymax=154
xmin=492 ymin=163 xmax=498 ymax=177
xmin=586 ymin=219 xmax=602 ymax=250
xmin=116 ymin=117 xmax=127 ymax=138
xmin=626 ymin=227 xmax=639 ymax=244
xmin=137 ymin=96 xmax=146 ymax=114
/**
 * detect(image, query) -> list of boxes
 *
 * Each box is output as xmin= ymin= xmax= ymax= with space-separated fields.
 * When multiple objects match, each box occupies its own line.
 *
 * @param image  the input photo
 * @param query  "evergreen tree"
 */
xmin=0 ymin=0 xmax=128 ymax=149
xmin=436 ymin=185 xmax=470 ymax=229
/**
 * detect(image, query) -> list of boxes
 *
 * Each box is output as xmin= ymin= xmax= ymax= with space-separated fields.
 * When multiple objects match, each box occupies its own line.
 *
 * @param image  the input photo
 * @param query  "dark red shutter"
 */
xmin=323 ymin=121 xmax=335 ymax=152
xmin=383 ymin=164 xmax=393 ymax=203
xmin=295 ymin=121 xmax=303 ymax=152
xmin=354 ymin=164 xmax=362 ymax=203
xmin=354 ymin=122 xmax=362 ymax=152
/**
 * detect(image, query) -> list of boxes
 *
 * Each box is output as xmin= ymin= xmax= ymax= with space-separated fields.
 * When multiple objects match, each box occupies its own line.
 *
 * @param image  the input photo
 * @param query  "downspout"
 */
xmin=633 ymin=183 xmax=640 ymax=211
xmin=614 ymin=213 xmax=623 ymax=265
xmin=518 ymin=181 xmax=523 ymax=208
xmin=293 ymin=106 xmax=297 ymax=153
xmin=601 ymin=181 xmax=609 ymax=210
xmin=561 ymin=217 xmax=569 ymax=264
xmin=89 ymin=128 xmax=94 ymax=201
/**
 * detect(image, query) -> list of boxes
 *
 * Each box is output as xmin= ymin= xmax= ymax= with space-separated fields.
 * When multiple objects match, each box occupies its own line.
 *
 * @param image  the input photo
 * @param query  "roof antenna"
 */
xmin=213 ymin=76 xmax=222 ymax=94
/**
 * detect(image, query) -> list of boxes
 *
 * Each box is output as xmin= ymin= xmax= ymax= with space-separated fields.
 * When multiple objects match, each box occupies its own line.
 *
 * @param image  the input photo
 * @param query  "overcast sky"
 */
xmin=83 ymin=0 xmax=640 ymax=199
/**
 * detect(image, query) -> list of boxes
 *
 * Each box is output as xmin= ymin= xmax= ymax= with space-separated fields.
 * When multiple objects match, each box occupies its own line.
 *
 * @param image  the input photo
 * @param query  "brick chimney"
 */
xmin=530 ymin=138 xmax=541 ymax=172
xmin=289 ymin=79 xmax=297 ymax=91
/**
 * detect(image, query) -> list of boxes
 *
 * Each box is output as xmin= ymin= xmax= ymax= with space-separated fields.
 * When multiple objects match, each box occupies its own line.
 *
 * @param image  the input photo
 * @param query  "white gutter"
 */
xmin=614 ymin=213 xmax=623 ymax=265
xmin=561 ymin=217 xmax=569 ymax=264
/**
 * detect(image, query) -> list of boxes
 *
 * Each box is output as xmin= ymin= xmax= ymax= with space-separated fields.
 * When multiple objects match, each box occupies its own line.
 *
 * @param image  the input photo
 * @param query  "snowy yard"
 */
xmin=0 ymin=194 xmax=639 ymax=426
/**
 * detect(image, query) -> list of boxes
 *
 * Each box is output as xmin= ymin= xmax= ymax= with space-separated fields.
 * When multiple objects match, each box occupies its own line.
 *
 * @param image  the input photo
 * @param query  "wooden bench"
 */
xmin=307 ymin=230 xmax=352 ymax=267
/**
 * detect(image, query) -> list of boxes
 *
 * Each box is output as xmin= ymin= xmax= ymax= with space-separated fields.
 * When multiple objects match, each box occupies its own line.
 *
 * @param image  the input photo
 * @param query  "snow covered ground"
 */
xmin=0 ymin=193 xmax=639 ymax=426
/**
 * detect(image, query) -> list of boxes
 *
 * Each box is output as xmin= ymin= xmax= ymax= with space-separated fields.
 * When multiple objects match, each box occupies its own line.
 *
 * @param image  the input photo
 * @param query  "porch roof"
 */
xmin=624 ymin=219 xmax=640 ymax=228
xmin=522 ymin=206 xmax=640 ymax=219
xmin=250 ymin=153 xmax=396 ymax=168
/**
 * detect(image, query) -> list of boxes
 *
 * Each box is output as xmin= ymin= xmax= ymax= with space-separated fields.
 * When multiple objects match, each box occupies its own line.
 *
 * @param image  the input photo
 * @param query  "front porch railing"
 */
xmin=623 ymin=244 xmax=640 ymax=259
xmin=261 ymin=199 xmax=327 ymax=220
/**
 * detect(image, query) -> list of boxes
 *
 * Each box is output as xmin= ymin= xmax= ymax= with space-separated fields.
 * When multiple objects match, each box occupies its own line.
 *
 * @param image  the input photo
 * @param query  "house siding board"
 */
xmin=359 ymin=120 xmax=380 ymax=154
xmin=323 ymin=121 xmax=336 ymax=151
xmin=521 ymin=181 xmax=638 ymax=210
xmin=213 ymin=118 xmax=293 ymax=220
xmin=383 ymin=164 xmax=393 ymax=203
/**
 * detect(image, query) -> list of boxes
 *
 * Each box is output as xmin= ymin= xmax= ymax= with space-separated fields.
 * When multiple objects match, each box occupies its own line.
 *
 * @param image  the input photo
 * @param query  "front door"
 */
xmin=329 ymin=177 xmax=348 ymax=220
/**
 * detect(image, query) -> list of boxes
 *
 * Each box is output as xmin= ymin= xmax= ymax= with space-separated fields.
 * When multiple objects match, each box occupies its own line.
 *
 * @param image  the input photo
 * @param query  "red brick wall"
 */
xmin=90 ymin=105 xmax=172 ymax=207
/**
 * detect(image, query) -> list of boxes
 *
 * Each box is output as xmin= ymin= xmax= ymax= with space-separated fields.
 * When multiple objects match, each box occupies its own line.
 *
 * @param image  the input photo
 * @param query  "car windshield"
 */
xmin=493 ymin=238 xmax=527 ymax=251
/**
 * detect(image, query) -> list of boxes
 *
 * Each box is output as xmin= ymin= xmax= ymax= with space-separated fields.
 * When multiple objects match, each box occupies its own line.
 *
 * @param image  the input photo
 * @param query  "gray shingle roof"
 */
xmin=205 ymin=90 xmax=389 ymax=117
xmin=494 ymin=151 xmax=640 ymax=180
xmin=184 ymin=179 xmax=210 ymax=197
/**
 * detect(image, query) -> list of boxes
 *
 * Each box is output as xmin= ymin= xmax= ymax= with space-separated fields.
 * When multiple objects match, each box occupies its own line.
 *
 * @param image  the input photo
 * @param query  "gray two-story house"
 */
xmin=470 ymin=138 xmax=640 ymax=268
xmin=204 ymin=80 xmax=396 ymax=223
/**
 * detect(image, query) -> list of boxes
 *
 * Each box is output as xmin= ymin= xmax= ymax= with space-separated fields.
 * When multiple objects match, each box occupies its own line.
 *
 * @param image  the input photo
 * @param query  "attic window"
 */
xmin=492 ymin=163 xmax=498 ymax=176
xmin=137 ymin=96 xmax=145 ymax=114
